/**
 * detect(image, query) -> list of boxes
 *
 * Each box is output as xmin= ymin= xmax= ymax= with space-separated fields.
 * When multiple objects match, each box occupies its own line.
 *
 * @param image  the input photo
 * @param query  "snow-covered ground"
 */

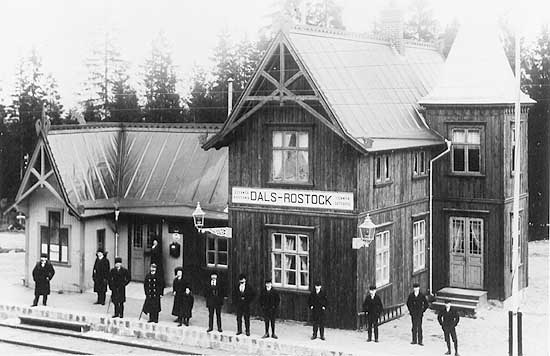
xmin=0 ymin=231 xmax=24 ymax=251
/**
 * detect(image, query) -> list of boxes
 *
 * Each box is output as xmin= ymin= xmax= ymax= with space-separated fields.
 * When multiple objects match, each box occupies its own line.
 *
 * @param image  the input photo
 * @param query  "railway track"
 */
xmin=0 ymin=322 xmax=210 ymax=355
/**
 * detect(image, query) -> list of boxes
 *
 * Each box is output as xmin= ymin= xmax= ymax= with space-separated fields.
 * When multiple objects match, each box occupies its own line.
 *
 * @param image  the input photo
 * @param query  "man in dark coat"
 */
xmin=438 ymin=300 xmax=460 ymax=355
xmin=234 ymin=273 xmax=256 ymax=336
xmin=362 ymin=285 xmax=384 ymax=342
xmin=32 ymin=253 xmax=55 ymax=306
xmin=308 ymin=281 xmax=328 ymax=340
xmin=171 ymin=267 xmax=188 ymax=326
xmin=150 ymin=239 xmax=164 ymax=286
xmin=92 ymin=249 xmax=110 ymax=305
xmin=143 ymin=263 xmax=164 ymax=323
xmin=259 ymin=279 xmax=280 ymax=339
xmin=406 ymin=283 xmax=430 ymax=345
xmin=108 ymin=257 xmax=130 ymax=318
xmin=205 ymin=272 xmax=224 ymax=332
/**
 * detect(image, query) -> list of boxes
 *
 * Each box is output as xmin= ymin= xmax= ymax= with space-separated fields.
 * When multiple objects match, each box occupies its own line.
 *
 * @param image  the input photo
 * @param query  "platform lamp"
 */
xmin=192 ymin=202 xmax=232 ymax=238
xmin=192 ymin=202 xmax=205 ymax=230
xmin=352 ymin=214 xmax=377 ymax=249
xmin=16 ymin=211 xmax=26 ymax=225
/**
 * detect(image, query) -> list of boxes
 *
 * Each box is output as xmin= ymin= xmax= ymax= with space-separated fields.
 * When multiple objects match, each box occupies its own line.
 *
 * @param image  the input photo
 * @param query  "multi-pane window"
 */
xmin=206 ymin=234 xmax=228 ymax=268
xmin=413 ymin=220 xmax=426 ymax=272
xmin=450 ymin=217 xmax=483 ymax=255
xmin=40 ymin=211 xmax=69 ymax=263
xmin=375 ymin=154 xmax=391 ymax=184
xmin=509 ymin=213 xmax=523 ymax=269
xmin=272 ymin=232 xmax=309 ymax=289
xmin=272 ymin=131 xmax=309 ymax=183
xmin=451 ymin=128 xmax=481 ymax=173
xmin=413 ymin=151 xmax=427 ymax=176
xmin=132 ymin=223 xmax=143 ymax=248
xmin=145 ymin=223 xmax=161 ymax=248
xmin=375 ymin=230 xmax=390 ymax=287
xmin=97 ymin=229 xmax=106 ymax=252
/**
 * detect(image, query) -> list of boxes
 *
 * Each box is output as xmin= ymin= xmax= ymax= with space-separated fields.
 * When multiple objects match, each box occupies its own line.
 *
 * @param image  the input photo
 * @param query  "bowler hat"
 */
xmin=114 ymin=257 xmax=122 ymax=263
xmin=369 ymin=285 xmax=376 ymax=290
xmin=413 ymin=283 xmax=420 ymax=288
xmin=40 ymin=253 xmax=48 ymax=258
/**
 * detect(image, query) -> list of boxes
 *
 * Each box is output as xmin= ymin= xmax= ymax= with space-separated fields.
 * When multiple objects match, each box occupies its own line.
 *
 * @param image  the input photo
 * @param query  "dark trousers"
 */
xmin=149 ymin=311 xmax=159 ymax=323
xmin=444 ymin=328 xmax=458 ymax=352
xmin=236 ymin=307 xmax=250 ymax=333
xmin=263 ymin=310 xmax=276 ymax=335
xmin=208 ymin=306 xmax=222 ymax=331
xmin=33 ymin=294 xmax=47 ymax=306
xmin=411 ymin=314 xmax=423 ymax=343
xmin=114 ymin=302 xmax=124 ymax=317
xmin=96 ymin=292 xmax=106 ymax=304
xmin=367 ymin=315 xmax=379 ymax=341
xmin=312 ymin=310 xmax=325 ymax=338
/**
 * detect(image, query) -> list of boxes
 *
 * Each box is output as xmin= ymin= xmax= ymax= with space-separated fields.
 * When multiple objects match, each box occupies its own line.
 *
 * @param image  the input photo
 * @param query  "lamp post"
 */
xmin=114 ymin=207 xmax=120 ymax=256
xmin=353 ymin=214 xmax=377 ymax=249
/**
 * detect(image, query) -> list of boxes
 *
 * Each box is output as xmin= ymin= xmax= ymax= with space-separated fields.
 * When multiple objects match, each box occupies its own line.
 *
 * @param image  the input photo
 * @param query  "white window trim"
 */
xmin=375 ymin=230 xmax=390 ymax=287
xmin=271 ymin=130 xmax=310 ymax=184
xmin=451 ymin=127 xmax=482 ymax=174
xmin=206 ymin=234 xmax=229 ymax=269
xmin=271 ymin=232 xmax=309 ymax=290
xmin=375 ymin=154 xmax=392 ymax=184
xmin=413 ymin=220 xmax=426 ymax=272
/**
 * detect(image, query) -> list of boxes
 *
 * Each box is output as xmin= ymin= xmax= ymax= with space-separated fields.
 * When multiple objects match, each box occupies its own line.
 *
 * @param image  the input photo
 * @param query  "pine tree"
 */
xmin=109 ymin=70 xmax=141 ymax=122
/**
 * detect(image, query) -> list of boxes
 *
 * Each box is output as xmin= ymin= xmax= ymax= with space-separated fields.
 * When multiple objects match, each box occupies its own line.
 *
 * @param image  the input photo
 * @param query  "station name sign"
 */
xmin=232 ymin=187 xmax=354 ymax=211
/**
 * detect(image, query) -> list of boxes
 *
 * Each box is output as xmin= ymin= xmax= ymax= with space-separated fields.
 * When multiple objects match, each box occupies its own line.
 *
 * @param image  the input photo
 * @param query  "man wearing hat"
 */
xmin=308 ymin=281 xmax=328 ymax=340
xmin=234 ymin=273 xmax=256 ymax=336
xmin=92 ymin=249 xmax=110 ymax=305
xmin=406 ymin=283 xmax=430 ymax=345
xmin=259 ymin=279 xmax=280 ymax=339
xmin=143 ymin=263 xmax=164 ymax=323
xmin=31 ymin=253 xmax=55 ymax=307
xmin=205 ymin=271 xmax=224 ymax=332
xmin=438 ymin=300 xmax=460 ymax=355
xmin=362 ymin=285 xmax=384 ymax=342
xmin=108 ymin=257 xmax=130 ymax=318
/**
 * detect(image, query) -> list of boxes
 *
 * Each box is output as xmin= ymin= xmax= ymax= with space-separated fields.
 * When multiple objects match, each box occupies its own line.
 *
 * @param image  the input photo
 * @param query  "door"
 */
xmin=449 ymin=217 xmax=484 ymax=289
xmin=130 ymin=222 xmax=145 ymax=281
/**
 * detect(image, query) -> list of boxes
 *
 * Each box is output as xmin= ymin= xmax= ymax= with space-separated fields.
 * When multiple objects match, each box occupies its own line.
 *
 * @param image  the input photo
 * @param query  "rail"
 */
xmin=357 ymin=303 xmax=405 ymax=330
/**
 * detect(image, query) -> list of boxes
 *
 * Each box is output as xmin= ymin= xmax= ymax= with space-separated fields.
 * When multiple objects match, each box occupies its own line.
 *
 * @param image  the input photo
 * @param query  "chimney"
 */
xmin=380 ymin=4 xmax=405 ymax=54
xmin=227 ymin=78 xmax=234 ymax=117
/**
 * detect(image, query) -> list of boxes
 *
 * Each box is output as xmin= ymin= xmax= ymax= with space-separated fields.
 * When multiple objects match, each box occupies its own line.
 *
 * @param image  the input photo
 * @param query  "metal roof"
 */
xmin=46 ymin=123 xmax=228 ymax=217
xmin=419 ymin=19 xmax=535 ymax=105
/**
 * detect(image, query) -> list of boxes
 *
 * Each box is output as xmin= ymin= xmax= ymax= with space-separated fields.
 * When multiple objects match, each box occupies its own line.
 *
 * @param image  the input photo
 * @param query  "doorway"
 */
xmin=449 ymin=217 xmax=484 ymax=289
xmin=129 ymin=218 xmax=162 ymax=281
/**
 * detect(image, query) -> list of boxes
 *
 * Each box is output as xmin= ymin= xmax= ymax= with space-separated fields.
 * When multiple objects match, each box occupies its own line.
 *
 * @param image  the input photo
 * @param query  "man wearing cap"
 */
xmin=32 ymin=253 xmax=55 ymax=307
xmin=92 ymin=249 xmax=110 ymax=305
xmin=438 ymin=300 xmax=460 ymax=355
xmin=259 ymin=279 xmax=280 ymax=339
xmin=234 ymin=273 xmax=256 ymax=336
xmin=143 ymin=263 xmax=164 ymax=323
xmin=362 ymin=285 xmax=384 ymax=342
xmin=406 ymin=283 xmax=430 ymax=345
xmin=308 ymin=281 xmax=328 ymax=340
xmin=108 ymin=257 xmax=130 ymax=318
xmin=205 ymin=272 xmax=224 ymax=332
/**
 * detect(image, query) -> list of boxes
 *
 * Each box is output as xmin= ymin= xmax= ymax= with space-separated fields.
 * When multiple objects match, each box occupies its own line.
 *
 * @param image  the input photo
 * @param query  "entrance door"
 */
xmin=131 ymin=222 xmax=145 ymax=281
xmin=449 ymin=217 xmax=483 ymax=289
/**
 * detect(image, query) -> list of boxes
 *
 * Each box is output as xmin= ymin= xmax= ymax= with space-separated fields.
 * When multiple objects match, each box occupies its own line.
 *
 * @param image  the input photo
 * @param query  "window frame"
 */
xmin=412 ymin=220 xmax=426 ymax=272
xmin=40 ymin=209 xmax=70 ymax=265
xmin=270 ymin=231 xmax=310 ymax=291
xmin=206 ymin=233 xmax=229 ymax=269
xmin=413 ymin=151 xmax=428 ymax=177
xmin=269 ymin=127 xmax=313 ymax=186
xmin=449 ymin=216 xmax=484 ymax=256
xmin=96 ymin=228 xmax=106 ymax=252
xmin=375 ymin=230 xmax=391 ymax=287
xmin=510 ymin=122 xmax=517 ymax=175
xmin=450 ymin=126 xmax=484 ymax=175
xmin=374 ymin=153 xmax=392 ymax=186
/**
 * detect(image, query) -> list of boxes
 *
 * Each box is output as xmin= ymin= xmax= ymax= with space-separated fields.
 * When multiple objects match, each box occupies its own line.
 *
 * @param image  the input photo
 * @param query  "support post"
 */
xmin=517 ymin=312 xmax=523 ymax=356
xmin=508 ymin=310 xmax=513 ymax=356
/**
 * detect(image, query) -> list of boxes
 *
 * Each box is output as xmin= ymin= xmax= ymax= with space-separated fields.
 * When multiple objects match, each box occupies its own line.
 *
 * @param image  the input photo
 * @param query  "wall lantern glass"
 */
xmin=358 ymin=214 xmax=377 ymax=246
xmin=192 ymin=202 xmax=205 ymax=229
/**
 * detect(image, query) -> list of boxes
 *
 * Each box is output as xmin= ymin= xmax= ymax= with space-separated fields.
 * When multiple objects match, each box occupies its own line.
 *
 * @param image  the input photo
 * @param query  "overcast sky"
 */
xmin=0 ymin=0 xmax=548 ymax=109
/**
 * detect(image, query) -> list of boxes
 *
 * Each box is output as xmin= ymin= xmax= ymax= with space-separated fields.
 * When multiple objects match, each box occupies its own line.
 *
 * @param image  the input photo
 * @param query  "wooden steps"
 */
xmin=431 ymin=287 xmax=487 ymax=318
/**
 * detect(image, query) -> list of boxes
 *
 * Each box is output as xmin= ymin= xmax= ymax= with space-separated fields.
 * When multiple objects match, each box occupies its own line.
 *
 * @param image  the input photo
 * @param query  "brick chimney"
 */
xmin=380 ymin=4 xmax=405 ymax=54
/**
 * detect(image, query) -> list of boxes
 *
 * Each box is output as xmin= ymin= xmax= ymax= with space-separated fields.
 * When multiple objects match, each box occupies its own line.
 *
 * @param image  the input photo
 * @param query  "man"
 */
xmin=259 ymin=279 xmax=280 ymax=339
xmin=234 ymin=273 xmax=256 ymax=336
xmin=108 ymin=257 xmax=130 ymax=318
xmin=32 ymin=253 xmax=55 ymax=307
xmin=205 ymin=272 xmax=224 ymax=332
xmin=438 ymin=300 xmax=460 ymax=356
xmin=406 ymin=282 xmax=430 ymax=346
xmin=308 ymin=281 xmax=327 ymax=340
xmin=150 ymin=239 xmax=164 ymax=286
xmin=362 ymin=285 xmax=383 ymax=342
xmin=92 ymin=249 xmax=110 ymax=305
xmin=143 ymin=263 xmax=164 ymax=323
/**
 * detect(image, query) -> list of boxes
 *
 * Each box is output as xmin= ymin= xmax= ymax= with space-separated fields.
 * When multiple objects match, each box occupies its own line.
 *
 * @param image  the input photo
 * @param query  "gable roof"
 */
xmin=12 ymin=123 xmax=228 ymax=219
xmin=419 ymin=20 xmax=535 ymax=106
xmin=205 ymin=25 xmax=445 ymax=152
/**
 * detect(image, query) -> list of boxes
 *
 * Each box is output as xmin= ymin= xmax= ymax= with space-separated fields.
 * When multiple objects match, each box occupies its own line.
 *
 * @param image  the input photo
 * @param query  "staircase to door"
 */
xmin=432 ymin=287 xmax=488 ymax=318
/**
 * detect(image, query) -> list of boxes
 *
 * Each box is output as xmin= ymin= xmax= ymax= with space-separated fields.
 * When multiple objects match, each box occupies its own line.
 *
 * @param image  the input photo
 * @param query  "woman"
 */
xmin=171 ymin=267 xmax=187 ymax=326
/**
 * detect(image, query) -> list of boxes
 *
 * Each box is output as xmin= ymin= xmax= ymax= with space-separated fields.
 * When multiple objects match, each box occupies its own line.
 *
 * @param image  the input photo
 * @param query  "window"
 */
xmin=375 ymin=154 xmax=391 ymax=184
xmin=511 ymin=123 xmax=516 ymax=174
xmin=206 ymin=234 xmax=228 ymax=268
xmin=375 ymin=230 xmax=390 ymax=287
xmin=145 ymin=223 xmax=161 ymax=248
xmin=132 ymin=223 xmax=143 ymax=248
xmin=510 ymin=212 xmax=523 ymax=269
xmin=413 ymin=220 xmax=426 ymax=272
xmin=413 ymin=151 xmax=427 ymax=176
xmin=272 ymin=131 xmax=309 ymax=183
xmin=450 ymin=217 xmax=483 ymax=255
xmin=97 ymin=229 xmax=106 ymax=252
xmin=40 ymin=211 xmax=69 ymax=263
xmin=271 ymin=232 xmax=309 ymax=289
xmin=451 ymin=128 xmax=481 ymax=173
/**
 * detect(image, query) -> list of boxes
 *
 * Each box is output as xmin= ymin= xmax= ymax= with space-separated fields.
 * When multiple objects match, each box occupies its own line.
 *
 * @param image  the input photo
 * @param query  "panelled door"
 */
xmin=449 ymin=217 xmax=484 ymax=289
xmin=130 ymin=220 xmax=162 ymax=281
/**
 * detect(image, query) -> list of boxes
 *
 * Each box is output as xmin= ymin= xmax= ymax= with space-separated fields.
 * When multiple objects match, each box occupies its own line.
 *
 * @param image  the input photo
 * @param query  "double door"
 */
xmin=130 ymin=220 xmax=162 ymax=281
xmin=449 ymin=217 xmax=484 ymax=289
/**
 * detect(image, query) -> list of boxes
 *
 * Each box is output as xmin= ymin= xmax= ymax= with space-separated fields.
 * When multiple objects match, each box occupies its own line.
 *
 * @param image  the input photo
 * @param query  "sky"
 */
xmin=0 ymin=0 xmax=548 ymax=109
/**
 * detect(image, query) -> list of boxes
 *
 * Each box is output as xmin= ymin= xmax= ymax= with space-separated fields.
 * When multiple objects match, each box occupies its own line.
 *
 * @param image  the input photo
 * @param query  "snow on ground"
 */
xmin=0 ymin=231 xmax=24 ymax=251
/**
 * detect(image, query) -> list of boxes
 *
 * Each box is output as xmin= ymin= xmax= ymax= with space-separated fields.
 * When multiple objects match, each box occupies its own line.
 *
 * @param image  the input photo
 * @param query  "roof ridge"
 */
xmin=50 ymin=122 xmax=224 ymax=132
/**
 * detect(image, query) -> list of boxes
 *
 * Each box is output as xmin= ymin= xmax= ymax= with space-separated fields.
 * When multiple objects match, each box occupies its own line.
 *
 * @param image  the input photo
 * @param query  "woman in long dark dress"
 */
xmin=171 ymin=267 xmax=187 ymax=326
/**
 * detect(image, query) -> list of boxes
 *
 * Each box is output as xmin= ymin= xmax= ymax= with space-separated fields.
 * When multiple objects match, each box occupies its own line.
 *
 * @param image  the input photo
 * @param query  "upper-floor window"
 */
xmin=272 ymin=131 xmax=309 ymax=183
xmin=271 ymin=232 xmax=309 ymax=290
xmin=375 ymin=230 xmax=390 ymax=287
xmin=451 ymin=128 xmax=481 ymax=174
xmin=40 ymin=210 xmax=69 ymax=263
xmin=375 ymin=154 xmax=391 ymax=184
xmin=413 ymin=151 xmax=427 ymax=177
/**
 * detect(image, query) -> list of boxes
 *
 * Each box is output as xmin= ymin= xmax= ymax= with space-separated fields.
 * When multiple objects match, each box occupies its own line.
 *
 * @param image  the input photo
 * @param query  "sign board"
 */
xmin=232 ymin=187 xmax=354 ymax=211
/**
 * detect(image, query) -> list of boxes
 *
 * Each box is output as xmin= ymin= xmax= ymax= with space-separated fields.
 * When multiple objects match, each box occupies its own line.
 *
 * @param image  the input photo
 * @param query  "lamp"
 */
xmin=352 ymin=214 xmax=377 ymax=249
xmin=192 ymin=202 xmax=232 ymax=238
xmin=192 ymin=202 xmax=205 ymax=229
xmin=16 ymin=211 xmax=26 ymax=221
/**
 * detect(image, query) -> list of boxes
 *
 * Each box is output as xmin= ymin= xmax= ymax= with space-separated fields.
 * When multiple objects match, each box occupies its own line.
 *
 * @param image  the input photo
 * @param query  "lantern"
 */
xmin=358 ymin=214 xmax=377 ymax=246
xmin=192 ymin=202 xmax=205 ymax=229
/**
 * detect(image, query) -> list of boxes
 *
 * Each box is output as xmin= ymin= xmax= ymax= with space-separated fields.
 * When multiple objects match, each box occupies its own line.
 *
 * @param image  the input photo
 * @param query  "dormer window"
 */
xmin=272 ymin=131 xmax=310 ymax=184
xmin=451 ymin=128 xmax=482 ymax=174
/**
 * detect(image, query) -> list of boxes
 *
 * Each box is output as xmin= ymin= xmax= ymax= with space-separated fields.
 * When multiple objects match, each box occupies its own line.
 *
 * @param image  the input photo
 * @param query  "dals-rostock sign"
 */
xmin=232 ymin=187 xmax=354 ymax=211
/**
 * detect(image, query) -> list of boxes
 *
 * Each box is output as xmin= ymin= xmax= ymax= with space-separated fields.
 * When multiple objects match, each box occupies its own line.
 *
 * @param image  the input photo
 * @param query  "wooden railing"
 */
xmin=357 ymin=303 xmax=405 ymax=330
